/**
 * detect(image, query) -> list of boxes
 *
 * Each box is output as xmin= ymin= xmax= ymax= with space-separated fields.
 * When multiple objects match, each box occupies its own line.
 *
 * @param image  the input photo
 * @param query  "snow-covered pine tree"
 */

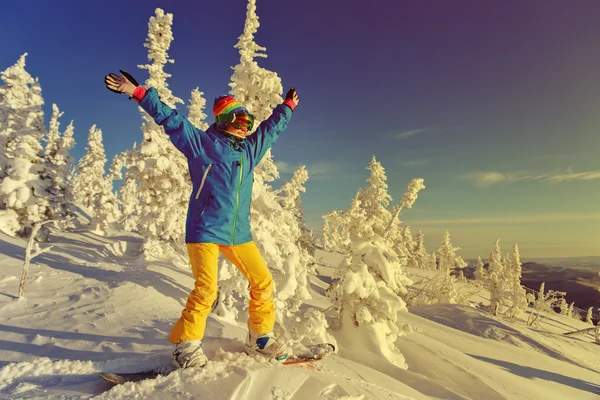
xmin=70 ymin=125 xmax=119 ymax=234
xmin=356 ymin=156 xmax=393 ymax=236
xmin=428 ymin=251 xmax=438 ymax=270
xmin=402 ymin=226 xmax=417 ymax=267
xmin=118 ymin=8 xmax=190 ymax=257
xmin=487 ymin=238 xmax=506 ymax=316
xmin=504 ymin=244 xmax=528 ymax=318
xmin=277 ymin=165 xmax=316 ymax=256
xmin=412 ymin=230 xmax=429 ymax=269
xmin=109 ymin=144 xmax=139 ymax=233
xmin=431 ymin=230 xmax=463 ymax=303
xmin=586 ymin=307 xmax=594 ymax=325
xmin=558 ymin=297 xmax=568 ymax=315
xmin=326 ymin=197 xmax=411 ymax=370
xmin=43 ymin=104 xmax=75 ymax=224
xmin=187 ymin=88 xmax=210 ymax=131
xmin=437 ymin=230 xmax=467 ymax=271
xmin=322 ymin=209 xmax=348 ymax=251
xmin=0 ymin=53 xmax=51 ymax=236
xmin=474 ymin=256 xmax=487 ymax=284
xmin=214 ymin=0 xmax=325 ymax=347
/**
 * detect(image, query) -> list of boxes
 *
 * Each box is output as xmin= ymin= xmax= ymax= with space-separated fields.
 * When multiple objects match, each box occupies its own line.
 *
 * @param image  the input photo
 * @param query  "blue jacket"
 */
xmin=138 ymin=88 xmax=293 ymax=245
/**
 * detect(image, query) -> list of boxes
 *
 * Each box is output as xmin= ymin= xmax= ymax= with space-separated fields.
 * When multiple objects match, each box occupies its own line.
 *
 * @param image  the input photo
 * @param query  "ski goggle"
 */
xmin=216 ymin=112 xmax=254 ymax=131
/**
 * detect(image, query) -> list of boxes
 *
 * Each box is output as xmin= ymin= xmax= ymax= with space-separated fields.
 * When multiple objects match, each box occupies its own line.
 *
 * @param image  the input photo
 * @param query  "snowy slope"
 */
xmin=0 ymin=231 xmax=599 ymax=399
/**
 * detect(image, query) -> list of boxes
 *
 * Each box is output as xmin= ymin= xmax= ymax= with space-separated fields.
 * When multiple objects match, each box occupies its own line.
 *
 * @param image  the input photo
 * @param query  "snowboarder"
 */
xmin=104 ymin=70 xmax=299 ymax=368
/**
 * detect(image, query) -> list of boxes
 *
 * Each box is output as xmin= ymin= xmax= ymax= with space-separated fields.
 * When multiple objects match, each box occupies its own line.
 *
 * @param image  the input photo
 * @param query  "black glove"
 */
xmin=285 ymin=87 xmax=299 ymax=105
xmin=104 ymin=70 xmax=139 ymax=97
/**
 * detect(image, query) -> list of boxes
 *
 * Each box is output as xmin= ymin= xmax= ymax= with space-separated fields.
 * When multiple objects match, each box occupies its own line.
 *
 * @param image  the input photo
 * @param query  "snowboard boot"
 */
xmin=244 ymin=330 xmax=288 ymax=361
xmin=172 ymin=339 xmax=207 ymax=368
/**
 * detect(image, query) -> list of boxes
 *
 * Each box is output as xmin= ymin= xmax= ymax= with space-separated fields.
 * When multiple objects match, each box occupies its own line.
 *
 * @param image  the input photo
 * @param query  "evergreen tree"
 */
xmin=437 ymin=230 xmax=467 ymax=271
xmin=0 ymin=53 xmax=51 ymax=236
xmin=474 ymin=256 xmax=487 ymax=283
xmin=429 ymin=251 xmax=438 ymax=270
xmin=187 ymin=88 xmax=209 ymax=131
xmin=356 ymin=155 xmax=393 ymax=236
xmin=505 ymin=244 xmax=528 ymax=318
xmin=119 ymin=8 xmax=190 ymax=257
xmin=43 ymin=104 xmax=75 ymax=223
xmin=71 ymin=125 xmax=119 ymax=234
xmin=109 ymin=146 xmax=139 ymax=232
xmin=402 ymin=226 xmax=416 ymax=267
xmin=488 ymin=239 xmax=505 ymax=315
xmin=412 ymin=230 xmax=429 ymax=269
xmin=214 ymin=0 xmax=323 ymax=346
xmin=558 ymin=297 xmax=568 ymax=315
xmin=327 ymin=197 xmax=411 ymax=369
xmin=586 ymin=307 xmax=594 ymax=325
xmin=277 ymin=165 xmax=315 ymax=256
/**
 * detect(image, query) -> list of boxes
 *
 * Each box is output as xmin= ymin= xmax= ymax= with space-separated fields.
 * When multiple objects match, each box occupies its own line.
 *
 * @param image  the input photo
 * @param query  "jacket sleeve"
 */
xmin=246 ymin=104 xmax=293 ymax=167
xmin=138 ymin=87 xmax=202 ymax=158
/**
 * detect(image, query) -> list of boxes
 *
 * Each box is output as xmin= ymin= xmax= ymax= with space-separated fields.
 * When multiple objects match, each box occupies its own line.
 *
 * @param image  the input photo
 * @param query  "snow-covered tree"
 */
xmin=437 ymin=230 xmax=467 ymax=271
xmin=187 ymin=88 xmax=209 ymax=131
xmin=558 ymin=297 xmax=568 ymax=315
xmin=117 ymin=8 xmax=190 ymax=257
xmin=526 ymin=282 xmax=565 ymax=327
xmin=411 ymin=230 xmax=429 ymax=269
xmin=356 ymin=156 xmax=393 ymax=235
xmin=504 ymin=244 xmax=528 ymax=318
xmin=277 ymin=165 xmax=315 ymax=256
xmin=586 ymin=307 xmax=594 ymax=325
xmin=428 ymin=251 xmax=438 ymax=270
xmin=109 ymin=145 xmax=139 ymax=232
xmin=474 ymin=256 xmax=487 ymax=284
xmin=43 ymin=104 xmax=75 ymax=224
xmin=487 ymin=239 xmax=506 ymax=316
xmin=0 ymin=53 xmax=51 ymax=236
xmin=213 ymin=0 xmax=324 ymax=347
xmin=71 ymin=125 xmax=119 ymax=234
xmin=326 ymin=197 xmax=411 ymax=370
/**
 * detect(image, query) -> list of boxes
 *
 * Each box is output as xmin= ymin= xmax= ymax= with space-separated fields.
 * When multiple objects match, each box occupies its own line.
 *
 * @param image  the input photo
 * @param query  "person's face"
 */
xmin=225 ymin=123 xmax=248 ymax=139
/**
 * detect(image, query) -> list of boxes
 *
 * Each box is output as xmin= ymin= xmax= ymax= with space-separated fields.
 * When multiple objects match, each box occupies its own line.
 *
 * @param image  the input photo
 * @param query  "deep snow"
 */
xmin=0 ymin=230 xmax=599 ymax=399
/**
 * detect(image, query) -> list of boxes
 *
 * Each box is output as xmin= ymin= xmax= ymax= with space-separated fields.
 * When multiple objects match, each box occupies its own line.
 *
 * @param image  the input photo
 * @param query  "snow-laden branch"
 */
xmin=383 ymin=178 xmax=425 ymax=239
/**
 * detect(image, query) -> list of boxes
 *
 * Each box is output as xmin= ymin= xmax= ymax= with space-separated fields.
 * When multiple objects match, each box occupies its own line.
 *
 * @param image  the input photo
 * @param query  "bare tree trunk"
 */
xmin=18 ymin=220 xmax=55 ymax=299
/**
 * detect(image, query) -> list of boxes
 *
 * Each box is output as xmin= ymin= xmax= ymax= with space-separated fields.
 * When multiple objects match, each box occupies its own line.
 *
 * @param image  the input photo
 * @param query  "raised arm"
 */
xmin=246 ymin=88 xmax=299 ymax=166
xmin=104 ymin=70 xmax=202 ymax=159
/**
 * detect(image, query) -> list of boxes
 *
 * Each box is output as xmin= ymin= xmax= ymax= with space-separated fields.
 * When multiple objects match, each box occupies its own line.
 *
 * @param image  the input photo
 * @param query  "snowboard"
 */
xmin=99 ymin=343 xmax=335 ymax=385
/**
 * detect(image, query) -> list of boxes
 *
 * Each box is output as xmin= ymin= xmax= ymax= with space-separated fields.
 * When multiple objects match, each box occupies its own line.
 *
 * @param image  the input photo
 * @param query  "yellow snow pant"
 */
xmin=168 ymin=241 xmax=275 ymax=344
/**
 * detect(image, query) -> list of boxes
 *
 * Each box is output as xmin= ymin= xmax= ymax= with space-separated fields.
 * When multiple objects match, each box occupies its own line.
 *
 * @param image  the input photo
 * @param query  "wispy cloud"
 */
xmin=274 ymin=161 xmax=295 ymax=174
xmin=394 ymin=127 xmax=431 ymax=139
xmin=405 ymin=213 xmax=600 ymax=226
xmin=463 ymin=168 xmax=600 ymax=187
xmin=462 ymin=172 xmax=533 ymax=187
xmin=401 ymin=159 xmax=430 ymax=167
xmin=275 ymin=161 xmax=338 ymax=180
xmin=545 ymin=170 xmax=600 ymax=183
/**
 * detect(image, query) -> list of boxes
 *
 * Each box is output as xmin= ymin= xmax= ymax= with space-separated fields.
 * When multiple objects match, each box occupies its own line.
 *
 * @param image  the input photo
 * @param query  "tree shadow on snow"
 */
xmin=40 ymin=251 xmax=191 ymax=303
xmin=0 ymin=230 xmax=191 ymax=304
xmin=0 ymin=338 xmax=140 ymax=363
xmin=468 ymin=354 xmax=600 ymax=395
xmin=410 ymin=304 xmax=581 ymax=367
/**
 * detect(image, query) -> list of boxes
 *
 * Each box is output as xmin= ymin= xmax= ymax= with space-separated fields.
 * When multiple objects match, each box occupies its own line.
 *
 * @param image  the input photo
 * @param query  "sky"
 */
xmin=2 ymin=0 xmax=599 ymax=259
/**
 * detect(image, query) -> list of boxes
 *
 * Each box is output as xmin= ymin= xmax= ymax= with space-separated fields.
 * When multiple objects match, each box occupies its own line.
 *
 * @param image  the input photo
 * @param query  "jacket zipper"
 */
xmin=231 ymin=154 xmax=243 ymax=244
xmin=195 ymin=164 xmax=212 ymax=200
